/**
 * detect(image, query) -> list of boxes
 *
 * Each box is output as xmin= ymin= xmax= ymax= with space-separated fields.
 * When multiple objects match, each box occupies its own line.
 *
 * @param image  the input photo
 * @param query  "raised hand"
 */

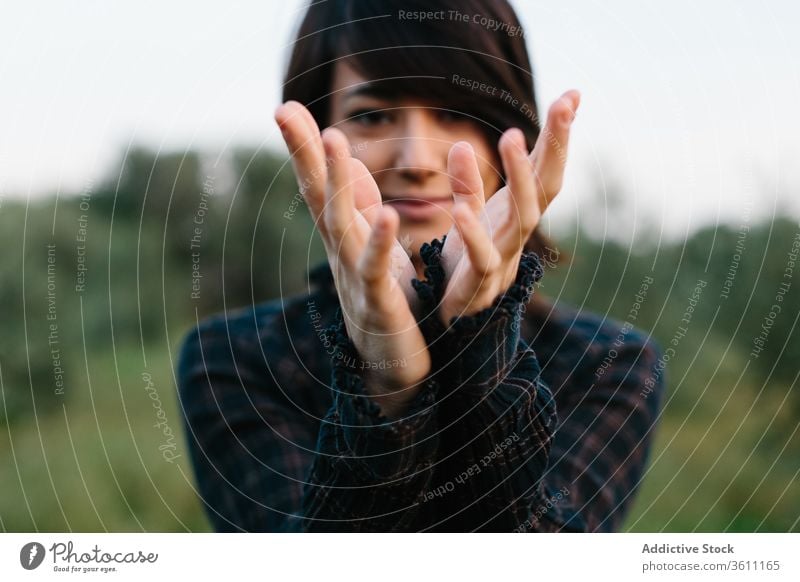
xmin=275 ymin=102 xmax=431 ymax=419
xmin=438 ymin=90 xmax=581 ymax=325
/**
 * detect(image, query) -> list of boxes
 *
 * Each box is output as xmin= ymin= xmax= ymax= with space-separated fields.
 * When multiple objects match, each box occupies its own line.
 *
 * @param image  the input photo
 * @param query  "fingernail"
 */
xmin=571 ymin=90 xmax=581 ymax=110
xmin=560 ymin=91 xmax=580 ymax=126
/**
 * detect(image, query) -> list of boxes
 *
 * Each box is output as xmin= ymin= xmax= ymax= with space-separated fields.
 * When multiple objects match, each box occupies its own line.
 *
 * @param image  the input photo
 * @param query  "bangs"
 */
xmin=342 ymin=45 xmax=507 ymax=125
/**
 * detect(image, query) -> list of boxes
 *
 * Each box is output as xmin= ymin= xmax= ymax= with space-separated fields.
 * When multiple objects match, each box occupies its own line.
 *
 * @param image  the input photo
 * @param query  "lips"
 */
xmin=384 ymin=195 xmax=453 ymax=221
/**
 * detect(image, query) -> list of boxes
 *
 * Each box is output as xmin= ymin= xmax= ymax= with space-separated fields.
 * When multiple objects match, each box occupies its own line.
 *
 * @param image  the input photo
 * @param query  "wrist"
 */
xmin=412 ymin=243 xmax=545 ymax=392
xmin=324 ymin=307 xmax=437 ymax=422
xmin=360 ymin=368 xmax=425 ymax=420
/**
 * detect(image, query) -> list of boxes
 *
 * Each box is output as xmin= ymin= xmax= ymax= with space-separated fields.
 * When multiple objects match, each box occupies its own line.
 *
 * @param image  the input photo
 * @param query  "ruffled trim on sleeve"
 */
xmin=409 ymin=240 xmax=545 ymax=392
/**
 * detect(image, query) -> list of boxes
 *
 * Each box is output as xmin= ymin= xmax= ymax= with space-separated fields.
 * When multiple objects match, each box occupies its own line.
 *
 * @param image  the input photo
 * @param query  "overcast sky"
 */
xmin=1 ymin=0 xmax=798 ymax=242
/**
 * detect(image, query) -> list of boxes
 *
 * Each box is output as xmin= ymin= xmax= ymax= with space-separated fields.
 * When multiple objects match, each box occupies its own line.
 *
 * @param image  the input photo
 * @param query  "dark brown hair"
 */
xmin=282 ymin=0 xmax=564 ymax=285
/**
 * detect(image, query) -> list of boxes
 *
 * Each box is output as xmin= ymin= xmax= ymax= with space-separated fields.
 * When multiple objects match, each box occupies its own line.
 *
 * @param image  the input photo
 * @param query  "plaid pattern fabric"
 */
xmin=177 ymin=241 xmax=666 ymax=532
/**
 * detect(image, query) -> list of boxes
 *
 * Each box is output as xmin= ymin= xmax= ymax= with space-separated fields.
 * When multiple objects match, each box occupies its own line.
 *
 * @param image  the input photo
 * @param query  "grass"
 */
xmin=1 ymin=341 xmax=210 ymax=532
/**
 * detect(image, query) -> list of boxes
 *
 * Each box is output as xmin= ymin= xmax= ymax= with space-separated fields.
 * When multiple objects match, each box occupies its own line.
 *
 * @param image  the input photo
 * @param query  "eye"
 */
xmin=349 ymin=109 xmax=393 ymax=127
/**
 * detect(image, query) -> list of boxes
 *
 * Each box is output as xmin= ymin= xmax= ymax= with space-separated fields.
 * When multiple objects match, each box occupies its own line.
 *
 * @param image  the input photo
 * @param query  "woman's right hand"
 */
xmin=275 ymin=101 xmax=431 ymax=419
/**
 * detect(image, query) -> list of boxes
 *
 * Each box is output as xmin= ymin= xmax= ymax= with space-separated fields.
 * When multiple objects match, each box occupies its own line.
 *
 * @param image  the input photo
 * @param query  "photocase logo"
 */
xmin=20 ymin=542 xmax=46 ymax=570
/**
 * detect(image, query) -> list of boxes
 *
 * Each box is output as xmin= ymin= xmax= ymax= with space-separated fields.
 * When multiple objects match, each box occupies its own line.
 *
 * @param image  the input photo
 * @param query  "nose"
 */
xmin=394 ymin=110 xmax=445 ymax=183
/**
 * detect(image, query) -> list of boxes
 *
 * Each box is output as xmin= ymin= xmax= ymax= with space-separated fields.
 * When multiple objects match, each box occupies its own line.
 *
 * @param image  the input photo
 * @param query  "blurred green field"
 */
xmin=1 ymin=147 xmax=798 ymax=531
xmin=1 ymin=343 xmax=209 ymax=531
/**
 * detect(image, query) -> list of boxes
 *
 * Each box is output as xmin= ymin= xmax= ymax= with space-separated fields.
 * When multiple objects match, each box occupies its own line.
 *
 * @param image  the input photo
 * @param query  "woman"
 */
xmin=177 ymin=0 xmax=665 ymax=532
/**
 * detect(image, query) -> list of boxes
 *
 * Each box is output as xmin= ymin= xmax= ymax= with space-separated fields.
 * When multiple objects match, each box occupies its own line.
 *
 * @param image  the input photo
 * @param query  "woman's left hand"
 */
xmin=438 ymin=90 xmax=580 ymax=325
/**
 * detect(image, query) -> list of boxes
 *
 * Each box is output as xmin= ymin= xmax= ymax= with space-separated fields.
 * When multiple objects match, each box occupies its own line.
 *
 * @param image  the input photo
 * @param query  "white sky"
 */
xmin=1 ymin=0 xmax=798 ymax=242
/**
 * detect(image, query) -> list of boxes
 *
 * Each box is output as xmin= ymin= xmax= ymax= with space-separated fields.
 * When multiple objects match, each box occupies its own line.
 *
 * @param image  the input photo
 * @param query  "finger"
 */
xmin=448 ymin=141 xmax=485 ymax=215
xmin=297 ymin=100 xmax=326 ymax=154
xmin=349 ymin=157 xmax=382 ymax=227
xmin=275 ymin=101 xmax=327 ymax=222
xmin=358 ymin=206 xmax=399 ymax=295
xmin=497 ymin=128 xmax=540 ymax=256
xmin=452 ymin=203 xmax=500 ymax=279
xmin=322 ymin=127 xmax=361 ymax=265
xmin=529 ymin=89 xmax=580 ymax=211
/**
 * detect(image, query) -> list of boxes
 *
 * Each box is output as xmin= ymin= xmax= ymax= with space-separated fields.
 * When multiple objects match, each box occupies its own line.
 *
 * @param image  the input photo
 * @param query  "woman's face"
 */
xmin=328 ymin=61 xmax=502 ymax=256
